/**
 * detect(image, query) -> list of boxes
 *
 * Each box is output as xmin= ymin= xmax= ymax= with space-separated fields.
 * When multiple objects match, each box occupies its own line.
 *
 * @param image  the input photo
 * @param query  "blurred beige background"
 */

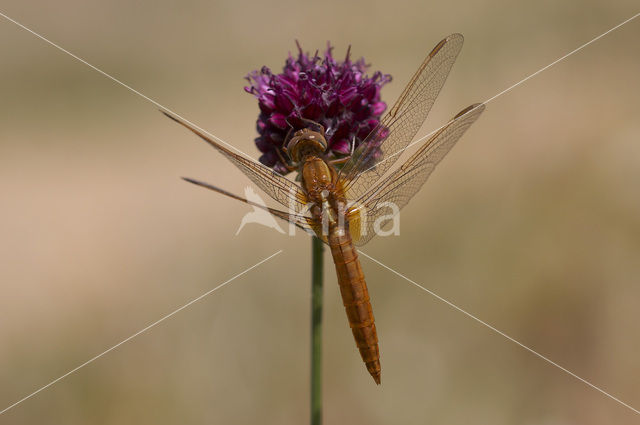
xmin=1 ymin=1 xmax=639 ymax=424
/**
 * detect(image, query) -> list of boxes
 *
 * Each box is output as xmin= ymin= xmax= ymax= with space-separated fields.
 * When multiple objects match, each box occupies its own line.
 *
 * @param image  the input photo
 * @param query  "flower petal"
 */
xmin=331 ymin=139 xmax=351 ymax=154
xmin=245 ymin=42 xmax=391 ymax=175
xmin=268 ymin=113 xmax=288 ymax=129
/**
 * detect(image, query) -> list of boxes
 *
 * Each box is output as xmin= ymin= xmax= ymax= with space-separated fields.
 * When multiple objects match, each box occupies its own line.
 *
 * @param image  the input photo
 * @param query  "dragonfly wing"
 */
xmin=340 ymin=34 xmax=465 ymax=200
xmin=163 ymin=111 xmax=309 ymax=213
xmin=183 ymin=177 xmax=315 ymax=231
xmin=348 ymin=103 xmax=485 ymax=246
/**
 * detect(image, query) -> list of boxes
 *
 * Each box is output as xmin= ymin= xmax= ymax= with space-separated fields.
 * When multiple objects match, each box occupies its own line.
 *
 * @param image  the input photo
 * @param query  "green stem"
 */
xmin=310 ymin=236 xmax=324 ymax=425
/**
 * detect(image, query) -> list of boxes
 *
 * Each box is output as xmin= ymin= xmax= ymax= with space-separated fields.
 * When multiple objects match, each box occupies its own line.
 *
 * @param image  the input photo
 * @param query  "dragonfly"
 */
xmin=164 ymin=33 xmax=485 ymax=385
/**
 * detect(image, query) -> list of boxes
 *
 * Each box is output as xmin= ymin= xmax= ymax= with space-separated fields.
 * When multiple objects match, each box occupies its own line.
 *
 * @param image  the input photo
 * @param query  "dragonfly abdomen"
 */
xmin=328 ymin=224 xmax=381 ymax=385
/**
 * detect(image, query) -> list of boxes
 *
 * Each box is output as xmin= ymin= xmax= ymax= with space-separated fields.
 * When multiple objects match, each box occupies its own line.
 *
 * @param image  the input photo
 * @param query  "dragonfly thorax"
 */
xmin=300 ymin=156 xmax=335 ymax=202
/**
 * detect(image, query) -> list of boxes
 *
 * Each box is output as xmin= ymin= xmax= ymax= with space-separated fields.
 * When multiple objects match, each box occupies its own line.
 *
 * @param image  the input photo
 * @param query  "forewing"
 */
xmin=163 ymin=111 xmax=309 ymax=213
xmin=348 ymin=103 xmax=485 ymax=246
xmin=182 ymin=177 xmax=315 ymax=233
xmin=340 ymin=34 xmax=464 ymax=200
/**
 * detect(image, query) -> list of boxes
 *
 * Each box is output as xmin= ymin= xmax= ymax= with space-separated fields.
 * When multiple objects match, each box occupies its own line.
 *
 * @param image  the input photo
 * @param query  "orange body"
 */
xmin=171 ymin=33 xmax=487 ymax=387
xmin=327 ymin=222 xmax=381 ymax=384
xmin=300 ymin=154 xmax=381 ymax=384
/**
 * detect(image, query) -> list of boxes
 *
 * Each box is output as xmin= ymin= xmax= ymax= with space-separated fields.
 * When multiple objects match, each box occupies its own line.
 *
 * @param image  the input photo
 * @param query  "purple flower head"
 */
xmin=245 ymin=42 xmax=392 ymax=175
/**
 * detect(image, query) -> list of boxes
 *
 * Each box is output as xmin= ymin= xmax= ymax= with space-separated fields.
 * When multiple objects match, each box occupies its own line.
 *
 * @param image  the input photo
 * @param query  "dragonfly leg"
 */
xmin=182 ymin=177 xmax=312 ymax=230
xmin=298 ymin=117 xmax=325 ymax=135
xmin=327 ymin=136 xmax=356 ymax=166
xmin=275 ymin=148 xmax=298 ymax=172
xmin=328 ymin=155 xmax=352 ymax=166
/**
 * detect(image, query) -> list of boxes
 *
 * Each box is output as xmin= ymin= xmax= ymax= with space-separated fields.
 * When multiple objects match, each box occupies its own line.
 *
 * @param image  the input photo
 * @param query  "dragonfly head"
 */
xmin=284 ymin=128 xmax=328 ymax=163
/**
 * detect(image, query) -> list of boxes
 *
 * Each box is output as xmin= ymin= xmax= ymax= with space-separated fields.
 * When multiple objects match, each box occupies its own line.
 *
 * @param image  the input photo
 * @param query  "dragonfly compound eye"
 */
xmin=286 ymin=129 xmax=328 ymax=162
